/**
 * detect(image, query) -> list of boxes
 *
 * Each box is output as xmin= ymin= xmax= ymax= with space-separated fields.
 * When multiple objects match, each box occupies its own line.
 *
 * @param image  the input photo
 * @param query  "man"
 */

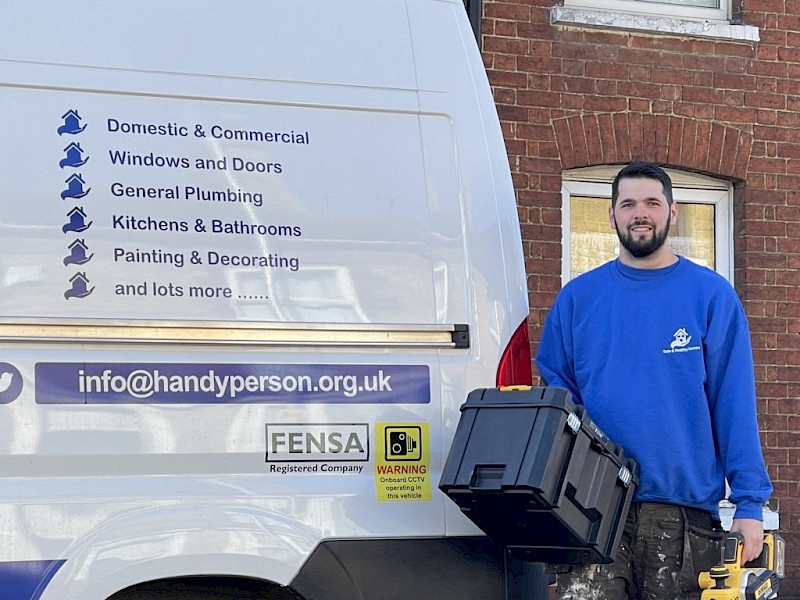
xmin=536 ymin=161 xmax=773 ymax=598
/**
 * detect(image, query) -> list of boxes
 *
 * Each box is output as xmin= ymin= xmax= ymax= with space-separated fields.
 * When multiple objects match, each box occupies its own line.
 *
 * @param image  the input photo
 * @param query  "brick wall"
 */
xmin=481 ymin=0 xmax=800 ymax=593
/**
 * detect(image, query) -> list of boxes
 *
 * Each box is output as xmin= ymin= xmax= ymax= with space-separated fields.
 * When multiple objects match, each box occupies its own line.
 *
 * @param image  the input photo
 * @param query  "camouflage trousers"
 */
xmin=556 ymin=503 xmax=725 ymax=600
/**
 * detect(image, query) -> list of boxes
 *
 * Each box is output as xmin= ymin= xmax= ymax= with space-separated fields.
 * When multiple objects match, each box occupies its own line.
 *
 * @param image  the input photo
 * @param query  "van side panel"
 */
xmin=0 ymin=1 xmax=528 ymax=598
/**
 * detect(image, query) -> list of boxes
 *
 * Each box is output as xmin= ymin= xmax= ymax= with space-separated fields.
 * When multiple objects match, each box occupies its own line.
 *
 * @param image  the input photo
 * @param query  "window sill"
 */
xmin=550 ymin=6 xmax=760 ymax=42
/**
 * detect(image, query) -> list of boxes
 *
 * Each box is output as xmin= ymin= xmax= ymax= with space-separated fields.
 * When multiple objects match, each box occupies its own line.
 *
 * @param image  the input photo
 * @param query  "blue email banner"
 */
xmin=35 ymin=363 xmax=430 ymax=405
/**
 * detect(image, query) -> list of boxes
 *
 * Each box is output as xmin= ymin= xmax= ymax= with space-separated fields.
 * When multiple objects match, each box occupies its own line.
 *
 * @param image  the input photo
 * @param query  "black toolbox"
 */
xmin=439 ymin=386 xmax=638 ymax=565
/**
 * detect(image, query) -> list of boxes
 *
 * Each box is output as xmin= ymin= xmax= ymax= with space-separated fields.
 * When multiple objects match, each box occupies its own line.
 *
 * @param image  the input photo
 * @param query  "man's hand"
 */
xmin=730 ymin=517 xmax=764 ymax=564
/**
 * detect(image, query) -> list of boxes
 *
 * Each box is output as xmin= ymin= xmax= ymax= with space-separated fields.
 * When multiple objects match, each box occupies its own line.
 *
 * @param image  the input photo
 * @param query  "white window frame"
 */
xmin=561 ymin=166 xmax=733 ymax=285
xmin=563 ymin=0 xmax=728 ymax=22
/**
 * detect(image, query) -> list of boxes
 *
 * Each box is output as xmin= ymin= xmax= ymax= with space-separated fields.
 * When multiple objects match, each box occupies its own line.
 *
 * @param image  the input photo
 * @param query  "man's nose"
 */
xmin=633 ymin=202 xmax=650 ymax=218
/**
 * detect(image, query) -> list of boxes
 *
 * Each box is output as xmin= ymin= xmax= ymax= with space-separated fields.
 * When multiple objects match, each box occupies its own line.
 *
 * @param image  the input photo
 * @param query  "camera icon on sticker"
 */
xmin=385 ymin=426 xmax=422 ymax=461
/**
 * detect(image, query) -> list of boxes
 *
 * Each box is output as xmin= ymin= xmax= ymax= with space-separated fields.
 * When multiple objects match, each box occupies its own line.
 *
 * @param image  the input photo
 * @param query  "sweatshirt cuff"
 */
xmin=732 ymin=499 xmax=764 ymax=521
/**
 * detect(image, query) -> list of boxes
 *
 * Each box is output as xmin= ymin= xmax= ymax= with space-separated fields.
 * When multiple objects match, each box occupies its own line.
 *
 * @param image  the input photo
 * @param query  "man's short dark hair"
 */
xmin=611 ymin=161 xmax=674 ymax=207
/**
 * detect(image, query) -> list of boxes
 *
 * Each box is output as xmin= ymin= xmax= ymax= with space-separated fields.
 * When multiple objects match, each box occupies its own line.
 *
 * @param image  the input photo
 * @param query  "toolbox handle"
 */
xmin=468 ymin=464 xmax=506 ymax=491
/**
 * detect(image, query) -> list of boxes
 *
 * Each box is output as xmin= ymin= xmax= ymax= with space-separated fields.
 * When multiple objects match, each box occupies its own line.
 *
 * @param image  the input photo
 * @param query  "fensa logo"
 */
xmin=266 ymin=424 xmax=369 ymax=462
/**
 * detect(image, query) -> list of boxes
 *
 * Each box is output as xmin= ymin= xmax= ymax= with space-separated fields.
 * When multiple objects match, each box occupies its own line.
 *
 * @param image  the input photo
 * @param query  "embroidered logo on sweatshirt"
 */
xmin=663 ymin=328 xmax=702 ymax=355
xmin=670 ymin=328 xmax=691 ymax=348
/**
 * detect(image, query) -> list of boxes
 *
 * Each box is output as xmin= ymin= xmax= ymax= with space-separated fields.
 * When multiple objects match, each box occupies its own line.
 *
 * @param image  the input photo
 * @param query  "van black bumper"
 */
xmin=289 ymin=537 xmax=505 ymax=600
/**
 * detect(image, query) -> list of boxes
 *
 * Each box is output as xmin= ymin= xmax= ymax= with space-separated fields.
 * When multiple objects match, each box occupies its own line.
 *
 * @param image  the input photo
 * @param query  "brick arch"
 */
xmin=552 ymin=113 xmax=752 ymax=181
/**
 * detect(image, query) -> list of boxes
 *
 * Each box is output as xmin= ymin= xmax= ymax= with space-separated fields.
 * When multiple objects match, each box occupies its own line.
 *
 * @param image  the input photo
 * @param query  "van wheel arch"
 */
xmin=107 ymin=576 xmax=304 ymax=600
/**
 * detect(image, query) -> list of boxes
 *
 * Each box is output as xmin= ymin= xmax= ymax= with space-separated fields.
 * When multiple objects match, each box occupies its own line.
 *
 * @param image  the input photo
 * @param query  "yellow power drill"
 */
xmin=698 ymin=531 xmax=784 ymax=600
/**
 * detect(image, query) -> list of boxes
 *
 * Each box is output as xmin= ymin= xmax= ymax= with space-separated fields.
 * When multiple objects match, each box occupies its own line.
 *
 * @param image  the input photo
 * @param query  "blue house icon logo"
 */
xmin=64 ymin=239 xmax=94 ymax=266
xmin=59 ymin=142 xmax=89 ymax=168
xmin=57 ymin=110 xmax=87 ymax=135
xmin=61 ymin=174 xmax=91 ymax=200
xmin=64 ymin=272 xmax=95 ymax=299
xmin=62 ymin=207 xmax=93 ymax=234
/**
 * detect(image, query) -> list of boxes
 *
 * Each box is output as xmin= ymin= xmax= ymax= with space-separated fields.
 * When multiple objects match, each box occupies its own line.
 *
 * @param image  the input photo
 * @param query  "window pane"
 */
xmin=569 ymin=196 xmax=715 ymax=279
xmin=569 ymin=196 xmax=618 ymax=280
xmin=671 ymin=203 xmax=715 ymax=269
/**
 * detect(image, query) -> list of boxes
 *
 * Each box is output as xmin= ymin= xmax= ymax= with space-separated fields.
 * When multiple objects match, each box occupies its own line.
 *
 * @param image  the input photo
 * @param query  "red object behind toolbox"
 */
xmin=439 ymin=386 xmax=638 ymax=565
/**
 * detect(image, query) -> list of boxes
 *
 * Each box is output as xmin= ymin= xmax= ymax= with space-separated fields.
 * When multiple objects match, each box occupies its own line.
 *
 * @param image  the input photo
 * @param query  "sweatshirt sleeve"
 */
xmin=535 ymin=296 xmax=583 ymax=404
xmin=704 ymin=293 xmax=773 ymax=520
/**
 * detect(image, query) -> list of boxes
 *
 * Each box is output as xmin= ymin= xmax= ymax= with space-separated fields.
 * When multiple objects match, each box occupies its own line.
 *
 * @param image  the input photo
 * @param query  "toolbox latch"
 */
xmin=566 ymin=412 xmax=581 ymax=434
xmin=618 ymin=466 xmax=633 ymax=488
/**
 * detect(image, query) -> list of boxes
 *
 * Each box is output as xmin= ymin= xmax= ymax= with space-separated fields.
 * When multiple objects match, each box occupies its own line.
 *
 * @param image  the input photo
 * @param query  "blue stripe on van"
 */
xmin=35 ymin=363 xmax=430 ymax=405
xmin=0 ymin=560 xmax=65 ymax=599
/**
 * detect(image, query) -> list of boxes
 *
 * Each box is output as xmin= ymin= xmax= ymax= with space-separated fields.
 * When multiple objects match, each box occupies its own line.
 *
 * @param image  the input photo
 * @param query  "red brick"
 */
xmin=756 ymin=77 xmax=779 ymax=94
xmin=682 ymin=86 xmax=725 ymax=104
xmin=496 ymin=104 xmax=530 ymax=122
xmin=483 ymin=35 xmax=529 ymax=55
xmin=692 ymin=70 xmax=714 ymax=87
xmin=518 ymin=90 xmax=561 ymax=108
xmin=679 ymin=118 xmax=698 ymax=169
xmin=641 ymin=114 xmax=659 ymax=161
xmin=628 ymin=113 xmax=644 ymax=160
xmin=596 ymin=79 xmax=617 ymax=95
xmin=517 ymin=55 xmax=561 ymax=75
xmin=778 ymin=45 xmax=800 ymax=63
xmin=484 ymin=1 xmax=531 ymax=20
xmin=712 ymin=40 xmax=758 ymax=58
xmin=553 ymin=41 xmax=620 ymax=63
xmin=744 ymin=90 xmax=787 ymax=110
xmin=734 ymin=133 xmax=753 ymax=179
xmin=487 ymin=69 xmax=528 ymax=88
xmin=749 ymin=156 xmax=787 ymax=174
xmin=585 ymin=62 xmax=629 ymax=79
xmin=631 ymin=35 xmax=692 ymax=53
xmin=597 ymin=114 xmax=617 ymax=164
xmin=583 ymin=114 xmax=603 ymax=165
xmin=691 ymin=121 xmax=712 ymax=172
xmin=493 ymin=19 xmax=517 ymax=36
xmin=617 ymin=80 xmax=662 ymax=100
xmin=568 ymin=115 xmax=590 ymax=167
xmin=683 ymin=53 xmax=725 ymax=72
xmin=752 ymin=60 xmax=787 ymax=80
xmin=549 ymin=75 xmax=595 ymax=94
xmin=755 ymin=109 xmax=778 ymax=125
xmin=775 ymin=111 xmax=800 ymax=127
xmin=707 ymin=124 xmax=726 ymax=173
xmin=613 ymin=113 xmax=631 ymax=162
xmin=715 ymin=73 xmax=757 ymax=90
xmin=584 ymin=95 xmax=627 ymax=112
xmin=562 ymin=94 xmax=584 ymax=110
xmin=552 ymin=118 xmax=574 ymax=168
xmin=665 ymin=116 xmax=682 ymax=166
xmin=516 ymin=21 xmax=556 ymax=40
xmin=652 ymin=100 xmax=673 ymax=115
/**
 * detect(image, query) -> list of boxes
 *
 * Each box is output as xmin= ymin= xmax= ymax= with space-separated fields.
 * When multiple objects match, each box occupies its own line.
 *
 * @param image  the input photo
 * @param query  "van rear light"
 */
xmin=495 ymin=317 xmax=533 ymax=387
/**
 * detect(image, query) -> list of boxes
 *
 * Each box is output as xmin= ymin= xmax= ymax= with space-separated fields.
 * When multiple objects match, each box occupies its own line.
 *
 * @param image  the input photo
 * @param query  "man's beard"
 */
xmin=616 ymin=218 xmax=670 ymax=258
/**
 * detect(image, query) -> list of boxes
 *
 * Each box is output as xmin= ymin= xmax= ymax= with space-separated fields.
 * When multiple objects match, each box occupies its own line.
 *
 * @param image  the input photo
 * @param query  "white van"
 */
xmin=0 ymin=1 xmax=531 ymax=598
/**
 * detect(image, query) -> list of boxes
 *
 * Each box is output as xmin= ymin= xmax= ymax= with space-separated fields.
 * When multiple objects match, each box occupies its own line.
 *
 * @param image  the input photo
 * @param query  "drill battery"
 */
xmin=698 ymin=531 xmax=784 ymax=600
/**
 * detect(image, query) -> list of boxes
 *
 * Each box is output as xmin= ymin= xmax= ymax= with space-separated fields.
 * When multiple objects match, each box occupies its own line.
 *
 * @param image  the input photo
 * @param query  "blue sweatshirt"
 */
xmin=536 ymin=257 xmax=772 ymax=520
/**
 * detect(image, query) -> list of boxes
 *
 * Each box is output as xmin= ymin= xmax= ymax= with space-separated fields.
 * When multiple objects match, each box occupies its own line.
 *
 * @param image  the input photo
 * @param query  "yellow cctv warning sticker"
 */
xmin=374 ymin=423 xmax=431 ymax=502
